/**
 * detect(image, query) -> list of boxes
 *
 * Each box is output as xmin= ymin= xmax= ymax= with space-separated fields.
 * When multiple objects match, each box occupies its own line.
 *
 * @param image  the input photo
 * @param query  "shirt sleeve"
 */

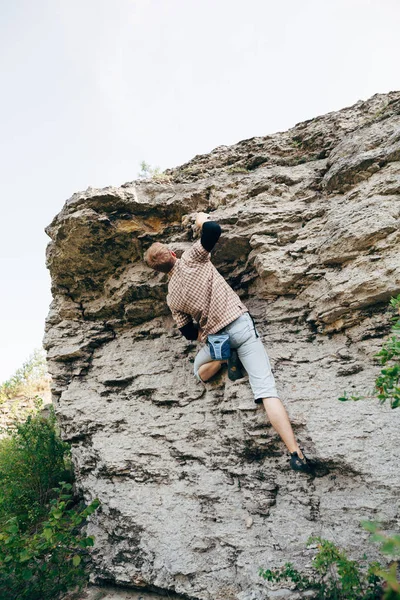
xmin=170 ymin=308 xmax=192 ymax=329
xmin=182 ymin=221 xmax=222 ymax=264
xmin=179 ymin=321 xmax=199 ymax=341
xmin=201 ymin=221 xmax=222 ymax=252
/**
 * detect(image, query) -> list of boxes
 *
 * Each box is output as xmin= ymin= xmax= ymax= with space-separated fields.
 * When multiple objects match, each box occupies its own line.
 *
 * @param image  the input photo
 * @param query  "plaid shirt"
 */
xmin=166 ymin=239 xmax=248 ymax=343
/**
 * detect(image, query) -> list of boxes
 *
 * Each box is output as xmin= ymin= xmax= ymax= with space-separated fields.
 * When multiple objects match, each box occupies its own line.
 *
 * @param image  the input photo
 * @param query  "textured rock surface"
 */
xmin=44 ymin=92 xmax=400 ymax=600
xmin=65 ymin=583 xmax=182 ymax=600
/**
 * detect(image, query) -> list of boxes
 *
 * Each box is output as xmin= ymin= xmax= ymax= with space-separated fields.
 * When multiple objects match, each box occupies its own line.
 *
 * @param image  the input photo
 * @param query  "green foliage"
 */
xmin=137 ymin=160 xmax=171 ymax=181
xmin=0 ymin=402 xmax=101 ymax=598
xmin=0 ymin=405 xmax=73 ymax=530
xmin=362 ymin=523 xmax=400 ymax=556
xmin=339 ymin=294 xmax=400 ymax=409
xmin=260 ymin=532 xmax=400 ymax=600
xmin=374 ymin=295 xmax=400 ymax=408
xmin=0 ymin=348 xmax=50 ymax=403
xmin=362 ymin=522 xmax=400 ymax=599
xmin=0 ymin=482 xmax=100 ymax=600
xmin=306 ymin=537 xmax=381 ymax=600
xmin=2 ymin=393 xmax=45 ymax=432
xmin=260 ymin=561 xmax=311 ymax=591
xmin=226 ymin=165 xmax=249 ymax=174
xmin=290 ymin=137 xmax=303 ymax=148
xmin=137 ymin=160 xmax=161 ymax=178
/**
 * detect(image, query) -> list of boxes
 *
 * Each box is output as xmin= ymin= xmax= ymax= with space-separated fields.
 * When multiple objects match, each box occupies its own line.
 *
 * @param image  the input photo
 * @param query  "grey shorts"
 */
xmin=193 ymin=312 xmax=279 ymax=404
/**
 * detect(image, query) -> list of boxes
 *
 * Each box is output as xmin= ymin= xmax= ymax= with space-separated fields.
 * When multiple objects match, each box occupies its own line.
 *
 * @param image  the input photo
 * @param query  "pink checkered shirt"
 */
xmin=166 ymin=239 xmax=248 ymax=343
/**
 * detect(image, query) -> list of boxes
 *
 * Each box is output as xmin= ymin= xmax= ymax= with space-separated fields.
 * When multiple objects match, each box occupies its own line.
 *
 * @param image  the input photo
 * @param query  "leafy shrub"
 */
xmin=137 ymin=160 xmax=162 ymax=178
xmin=137 ymin=160 xmax=172 ymax=182
xmin=339 ymin=294 xmax=400 ymax=409
xmin=0 ymin=405 xmax=73 ymax=530
xmin=0 ymin=400 xmax=101 ymax=598
xmin=362 ymin=522 xmax=400 ymax=599
xmin=0 ymin=481 xmax=100 ymax=600
xmin=260 ymin=530 xmax=400 ymax=600
xmin=0 ymin=348 xmax=51 ymax=403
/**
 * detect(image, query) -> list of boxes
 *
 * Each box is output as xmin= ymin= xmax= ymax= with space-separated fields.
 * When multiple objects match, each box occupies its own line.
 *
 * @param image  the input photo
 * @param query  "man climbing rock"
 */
xmin=145 ymin=212 xmax=313 ymax=474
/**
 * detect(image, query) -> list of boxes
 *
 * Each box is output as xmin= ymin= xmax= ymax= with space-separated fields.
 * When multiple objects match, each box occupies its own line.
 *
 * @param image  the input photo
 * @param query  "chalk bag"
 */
xmin=207 ymin=333 xmax=231 ymax=360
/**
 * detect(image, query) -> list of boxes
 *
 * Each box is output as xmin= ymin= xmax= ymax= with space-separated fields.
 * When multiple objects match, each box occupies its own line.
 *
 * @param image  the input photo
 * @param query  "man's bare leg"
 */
xmin=198 ymin=370 xmax=304 ymax=459
xmin=262 ymin=397 xmax=304 ymax=459
xmin=198 ymin=360 xmax=225 ymax=382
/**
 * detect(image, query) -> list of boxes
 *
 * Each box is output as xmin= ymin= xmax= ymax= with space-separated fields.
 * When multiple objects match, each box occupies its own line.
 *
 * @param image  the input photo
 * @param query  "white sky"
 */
xmin=1 ymin=0 xmax=399 ymax=383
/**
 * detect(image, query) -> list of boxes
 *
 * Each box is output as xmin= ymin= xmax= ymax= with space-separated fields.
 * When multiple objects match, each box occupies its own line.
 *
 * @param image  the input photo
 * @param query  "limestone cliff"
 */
xmin=43 ymin=92 xmax=400 ymax=600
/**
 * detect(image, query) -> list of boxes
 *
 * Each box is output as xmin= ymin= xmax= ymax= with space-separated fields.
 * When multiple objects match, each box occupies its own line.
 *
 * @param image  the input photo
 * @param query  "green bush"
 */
xmin=137 ymin=160 xmax=162 ymax=178
xmin=0 ymin=348 xmax=50 ymax=403
xmin=362 ymin=522 xmax=400 ymax=599
xmin=0 ymin=482 xmax=100 ymax=600
xmin=0 ymin=400 xmax=101 ymax=598
xmin=339 ymin=294 xmax=400 ymax=409
xmin=137 ymin=160 xmax=171 ymax=182
xmin=0 ymin=405 xmax=73 ymax=530
xmin=260 ymin=529 xmax=400 ymax=600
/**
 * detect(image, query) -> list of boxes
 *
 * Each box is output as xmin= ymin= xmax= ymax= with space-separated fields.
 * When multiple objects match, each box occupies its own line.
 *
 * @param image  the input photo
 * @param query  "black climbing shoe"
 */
xmin=228 ymin=349 xmax=244 ymax=381
xmin=289 ymin=450 xmax=314 ymax=475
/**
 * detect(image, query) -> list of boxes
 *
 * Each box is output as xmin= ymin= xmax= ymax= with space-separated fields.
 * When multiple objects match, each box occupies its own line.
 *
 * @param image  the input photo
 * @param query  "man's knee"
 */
xmin=261 ymin=396 xmax=283 ymax=411
xmin=262 ymin=396 xmax=280 ymax=403
xmin=194 ymin=364 xmax=203 ymax=382
xmin=193 ymin=346 xmax=213 ymax=382
xmin=194 ymin=360 xmax=208 ymax=382
xmin=196 ymin=361 xmax=223 ymax=382
xmin=194 ymin=369 xmax=204 ymax=382
xmin=197 ymin=363 xmax=210 ymax=382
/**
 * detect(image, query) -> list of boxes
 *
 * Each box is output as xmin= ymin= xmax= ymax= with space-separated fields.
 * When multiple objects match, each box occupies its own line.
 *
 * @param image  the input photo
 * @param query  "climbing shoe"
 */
xmin=289 ymin=450 xmax=314 ymax=475
xmin=227 ymin=349 xmax=244 ymax=381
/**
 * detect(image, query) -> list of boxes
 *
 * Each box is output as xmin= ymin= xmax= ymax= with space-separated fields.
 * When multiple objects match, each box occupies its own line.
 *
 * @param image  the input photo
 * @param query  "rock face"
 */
xmin=44 ymin=92 xmax=400 ymax=600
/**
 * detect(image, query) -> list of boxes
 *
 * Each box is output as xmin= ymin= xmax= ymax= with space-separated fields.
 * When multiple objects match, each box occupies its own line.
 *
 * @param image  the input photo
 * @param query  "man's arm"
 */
xmin=195 ymin=212 xmax=222 ymax=252
xmin=181 ymin=213 xmax=222 ymax=265
xmin=179 ymin=321 xmax=200 ymax=341
xmin=201 ymin=221 xmax=222 ymax=252
xmin=170 ymin=307 xmax=200 ymax=341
